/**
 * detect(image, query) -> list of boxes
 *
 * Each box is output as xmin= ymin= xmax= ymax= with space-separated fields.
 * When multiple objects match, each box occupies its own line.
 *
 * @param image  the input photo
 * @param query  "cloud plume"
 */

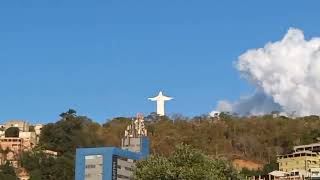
xmin=217 ymin=28 xmax=320 ymax=116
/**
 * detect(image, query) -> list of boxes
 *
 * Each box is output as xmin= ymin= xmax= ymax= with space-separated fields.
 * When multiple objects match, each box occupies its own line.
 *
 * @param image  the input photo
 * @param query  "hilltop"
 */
xmin=2 ymin=110 xmax=320 ymax=179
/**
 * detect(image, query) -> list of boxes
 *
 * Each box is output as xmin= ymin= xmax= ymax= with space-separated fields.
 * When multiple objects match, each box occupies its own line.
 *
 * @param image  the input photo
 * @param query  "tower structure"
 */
xmin=148 ymin=91 xmax=173 ymax=116
xmin=121 ymin=113 xmax=149 ymax=154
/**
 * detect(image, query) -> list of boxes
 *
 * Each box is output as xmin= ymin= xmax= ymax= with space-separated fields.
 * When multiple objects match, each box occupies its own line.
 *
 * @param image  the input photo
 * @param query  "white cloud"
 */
xmin=216 ymin=92 xmax=282 ymax=116
xmin=216 ymin=100 xmax=233 ymax=113
xmin=216 ymin=28 xmax=320 ymax=116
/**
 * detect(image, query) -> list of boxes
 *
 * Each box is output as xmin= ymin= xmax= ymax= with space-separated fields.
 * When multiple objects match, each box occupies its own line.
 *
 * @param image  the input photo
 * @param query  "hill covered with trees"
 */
xmin=2 ymin=109 xmax=320 ymax=179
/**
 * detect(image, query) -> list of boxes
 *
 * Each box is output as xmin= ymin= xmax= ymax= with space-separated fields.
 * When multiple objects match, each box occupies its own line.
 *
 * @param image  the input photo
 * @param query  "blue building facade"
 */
xmin=75 ymin=137 xmax=149 ymax=180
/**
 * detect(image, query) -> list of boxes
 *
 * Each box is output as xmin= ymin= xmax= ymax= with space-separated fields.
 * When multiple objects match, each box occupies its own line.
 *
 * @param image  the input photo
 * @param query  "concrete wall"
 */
xmin=278 ymin=155 xmax=320 ymax=172
xmin=122 ymin=138 xmax=141 ymax=153
xmin=0 ymin=137 xmax=23 ymax=152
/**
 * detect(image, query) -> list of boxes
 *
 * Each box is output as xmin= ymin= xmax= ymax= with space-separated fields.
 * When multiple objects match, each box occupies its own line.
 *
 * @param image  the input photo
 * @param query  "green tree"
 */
xmin=0 ymin=161 xmax=17 ymax=180
xmin=262 ymin=161 xmax=278 ymax=174
xmin=134 ymin=144 xmax=240 ymax=180
xmin=301 ymin=129 xmax=320 ymax=144
xmin=24 ymin=109 xmax=106 ymax=179
xmin=21 ymin=150 xmax=74 ymax=180
xmin=39 ymin=110 xmax=105 ymax=154
xmin=0 ymin=173 xmax=17 ymax=180
xmin=239 ymin=161 xmax=278 ymax=177
xmin=59 ymin=109 xmax=77 ymax=119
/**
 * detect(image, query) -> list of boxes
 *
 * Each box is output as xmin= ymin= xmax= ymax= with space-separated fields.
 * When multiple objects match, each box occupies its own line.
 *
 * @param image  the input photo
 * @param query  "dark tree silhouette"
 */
xmin=5 ymin=127 xmax=19 ymax=137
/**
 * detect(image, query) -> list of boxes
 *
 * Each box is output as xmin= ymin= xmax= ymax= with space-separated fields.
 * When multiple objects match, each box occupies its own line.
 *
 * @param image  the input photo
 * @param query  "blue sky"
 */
xmin=0 ymin=0 xmax=319 ymax=123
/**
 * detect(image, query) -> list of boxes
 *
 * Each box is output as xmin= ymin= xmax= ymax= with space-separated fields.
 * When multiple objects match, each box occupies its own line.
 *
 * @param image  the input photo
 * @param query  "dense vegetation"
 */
xmin=21 ymin=109 xmax=105 ymax=180
xmin=147 ymin=114 xmax=320 ymax=163
xmin=2 ymin=109 xmax=320 ymax=179
xmin=134 ymin=144 xmax=240 ymax=180
xmin=0 ymin=161 xmax=18 ymax=180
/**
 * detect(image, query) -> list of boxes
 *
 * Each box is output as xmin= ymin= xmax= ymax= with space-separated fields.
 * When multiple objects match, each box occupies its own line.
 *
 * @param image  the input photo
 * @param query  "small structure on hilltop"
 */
xmin=209 ymin=111 xmax=221 ymax=120
xmin=148 ymin=91 xmax=173 ymax=116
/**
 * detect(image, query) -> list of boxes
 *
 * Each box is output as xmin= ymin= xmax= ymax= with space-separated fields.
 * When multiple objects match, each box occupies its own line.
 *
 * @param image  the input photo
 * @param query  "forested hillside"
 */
xmin=147 ymin=114 xmax=320 ymax=163
xmin=16 ymin=110 xmax=320 ymax=179
xmin=103 ymin=113 xmax=320 ymax=164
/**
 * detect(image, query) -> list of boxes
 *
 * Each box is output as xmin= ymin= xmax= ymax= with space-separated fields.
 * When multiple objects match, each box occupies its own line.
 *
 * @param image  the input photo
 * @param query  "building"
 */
xmin=34 ymin=124 xmax=43 ymax=143
xmin=19 ymin=132 xmax=37 ymax=150
xmin=294 ymin=143 xmax=320 ymax=152
xmin=43 ymin=149 xmax=58 ymax=157
xmin=75 ymin=114 xmax=150 ymax=180
xmin=0 ymin=131 xmax=4 ymax=137
xmin=277 ymin=151 xmax=319 ymax=173
xmin=0 ymin=120 xmax=43 ymax=171
xmin=277 ymin=143 xmax=320 ymax=179
xmin=0 ymin=122 xmax=38 ymax=153
xmin=34 ymin=124 xmax=43 ymax=137
xmin=0 ymin=137 xmax=23 ymax=152
xmin=76 ymin=146 xmax=149 ymax=180
xmin=309 ymin=168 xmax=320 ymax=179
xmin=5 ymin=120 xmax=29 ymax=132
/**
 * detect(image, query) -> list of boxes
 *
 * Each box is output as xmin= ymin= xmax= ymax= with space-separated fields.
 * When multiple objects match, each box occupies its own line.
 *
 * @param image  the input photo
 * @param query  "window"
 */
xmin=117 ymin=174 xmax=130 ymax=179
xmin=124 ymin=167 xmax=133 ymax=171
xmin=85 ymin=165 xmax=96 ymax=169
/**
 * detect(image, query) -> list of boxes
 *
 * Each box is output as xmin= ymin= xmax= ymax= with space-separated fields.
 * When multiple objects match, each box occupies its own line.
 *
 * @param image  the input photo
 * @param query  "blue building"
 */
xmin=75 ymin=114 xmax=150 ymax=180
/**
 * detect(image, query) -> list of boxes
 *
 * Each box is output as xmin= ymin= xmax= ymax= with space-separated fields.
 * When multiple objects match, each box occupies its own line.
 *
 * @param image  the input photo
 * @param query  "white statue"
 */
xmin=148 ymin=91 xmax=173 ymax=116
